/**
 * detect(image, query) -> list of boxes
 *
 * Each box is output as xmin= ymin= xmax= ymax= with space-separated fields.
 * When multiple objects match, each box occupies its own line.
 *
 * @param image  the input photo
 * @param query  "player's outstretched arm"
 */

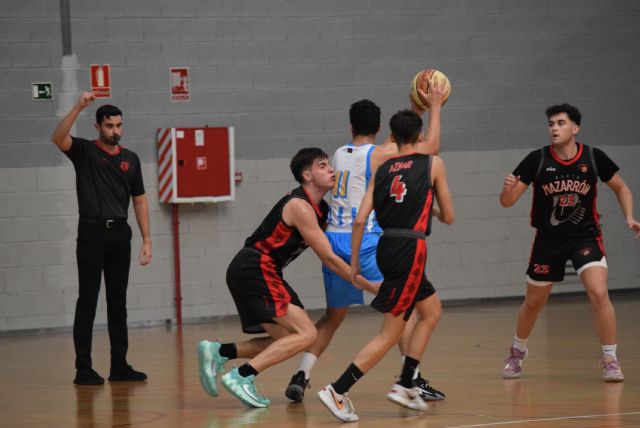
xmin=51 ymin=92 xmax=96 ymax=152
xmin=283 ymin=199 xmax=374 ymax=290
xmin=432 ymin=156 xmax=455 ymax=224
xmin=414 ymin=75 xmax=447 ymax=156
xmin=605 ymin=173 xmax=640 ymax=239
xmin=500 ymin=174 xmax=528 ymax=208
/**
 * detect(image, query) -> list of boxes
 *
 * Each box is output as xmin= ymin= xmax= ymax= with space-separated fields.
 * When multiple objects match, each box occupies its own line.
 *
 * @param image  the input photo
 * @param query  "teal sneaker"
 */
xmin=221 ymin=367 xmax=271 ymax=408
xmin=197 ymin=340 xmax=228 ymax=397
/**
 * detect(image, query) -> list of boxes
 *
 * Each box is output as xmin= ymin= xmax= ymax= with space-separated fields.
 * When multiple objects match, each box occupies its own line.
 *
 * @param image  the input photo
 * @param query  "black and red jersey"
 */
xmin=513 ymin=143 xmax=619 ymax=238
xmin=373 ymin=153 xmax=434 ymax=235
xmin=244 ymin=186 xmax=329 ymax=268
xmin=65 ymin=136 xmax=145 ymax=220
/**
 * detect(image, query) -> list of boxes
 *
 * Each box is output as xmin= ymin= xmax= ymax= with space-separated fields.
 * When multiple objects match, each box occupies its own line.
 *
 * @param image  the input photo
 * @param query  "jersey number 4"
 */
xmin=390 ymin=175 xmax=407 ymax=203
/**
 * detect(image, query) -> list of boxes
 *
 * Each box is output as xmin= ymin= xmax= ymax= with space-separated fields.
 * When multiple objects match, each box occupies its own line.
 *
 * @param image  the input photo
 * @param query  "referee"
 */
xmin=52 ymin=92 xmax=152 ymax=385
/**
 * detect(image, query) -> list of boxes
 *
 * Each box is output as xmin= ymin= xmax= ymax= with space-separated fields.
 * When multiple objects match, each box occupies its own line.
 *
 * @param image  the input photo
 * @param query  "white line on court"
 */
xmin=446 ymin=411 xmax=640 ymax=428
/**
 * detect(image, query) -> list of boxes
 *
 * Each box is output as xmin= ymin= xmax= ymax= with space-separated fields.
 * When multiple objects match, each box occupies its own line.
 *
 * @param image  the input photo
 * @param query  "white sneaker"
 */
xmin=601 ymin=356 xmax=624 ymax=382
xmin=317 ymin=384 xmax=359 ymax=422
xmin=386 ymin=383 xmax=428 ymax=411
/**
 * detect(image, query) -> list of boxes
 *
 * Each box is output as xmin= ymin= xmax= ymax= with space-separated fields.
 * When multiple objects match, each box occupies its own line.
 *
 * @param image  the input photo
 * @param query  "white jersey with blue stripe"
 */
xmin=327 ymin=143 xmax=381 ymax=233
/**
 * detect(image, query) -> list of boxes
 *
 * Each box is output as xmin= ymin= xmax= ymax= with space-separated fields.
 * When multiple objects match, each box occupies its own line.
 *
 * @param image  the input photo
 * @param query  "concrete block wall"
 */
xmin=1 ymin=1 xmax=640 ymax=167
xmin=1 ymin=0 xmax=640 ymax=330
xmin=1 ymin=145 xmax=639 ymax=331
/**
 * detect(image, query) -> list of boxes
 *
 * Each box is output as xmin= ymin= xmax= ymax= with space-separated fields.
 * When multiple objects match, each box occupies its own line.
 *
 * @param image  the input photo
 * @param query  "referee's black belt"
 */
xmin=382 ymin=228 xmax=426 ymax=240
xmin=80 ymin=216 xmax=127 ymax=229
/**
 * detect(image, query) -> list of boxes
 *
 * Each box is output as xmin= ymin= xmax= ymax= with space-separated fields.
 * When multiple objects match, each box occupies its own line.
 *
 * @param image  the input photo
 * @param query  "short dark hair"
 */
xmin=389 ymin=110 xmax=422 ymax=146
xmin=545 ymin=103 xmax=581 ymax=125
xmin=96 ymin=104 xmax=123 ymax=125
xmin=349 ymin=99 xmax=381 ymax=136
xmin=290 ymin=147 xmax=329 ymax=184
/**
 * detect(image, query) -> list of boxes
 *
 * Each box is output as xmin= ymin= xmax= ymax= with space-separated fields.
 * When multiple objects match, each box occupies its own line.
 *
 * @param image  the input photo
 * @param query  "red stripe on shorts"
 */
xmin=260 ymin=254 xmax=290 ymax=317
xmin=391 ymin=239 xmax=427 ymax=316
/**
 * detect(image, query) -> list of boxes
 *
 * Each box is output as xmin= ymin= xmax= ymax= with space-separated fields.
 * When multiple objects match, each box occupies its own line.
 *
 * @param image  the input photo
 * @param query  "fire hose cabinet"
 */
xmin=157 ymin=127 xmax=235 ymax=203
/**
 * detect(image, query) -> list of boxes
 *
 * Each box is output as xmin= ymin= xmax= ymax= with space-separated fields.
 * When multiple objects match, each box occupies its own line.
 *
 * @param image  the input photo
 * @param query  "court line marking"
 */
xmin=446 ymin=411 xmax=640 ymax=428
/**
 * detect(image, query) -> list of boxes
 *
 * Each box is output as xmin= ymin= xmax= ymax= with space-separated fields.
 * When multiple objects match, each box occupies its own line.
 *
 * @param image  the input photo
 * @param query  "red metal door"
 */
xmin=175 ymin=128 xmax=231 ymax=198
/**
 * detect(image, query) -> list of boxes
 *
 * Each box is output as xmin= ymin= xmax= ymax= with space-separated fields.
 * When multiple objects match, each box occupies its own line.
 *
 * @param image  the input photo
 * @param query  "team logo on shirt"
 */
xmin=549 ymin=193 xmax=586 ymax=226
xmin=120 ymin=161 xmax=129 ymax=172
xmin=578 ymin=163 xmax=589 ymax=173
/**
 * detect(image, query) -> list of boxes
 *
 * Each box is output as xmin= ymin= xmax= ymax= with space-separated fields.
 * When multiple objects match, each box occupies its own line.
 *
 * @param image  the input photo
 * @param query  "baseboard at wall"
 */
xmin=2 ymin=288 xmax=637 ymax=337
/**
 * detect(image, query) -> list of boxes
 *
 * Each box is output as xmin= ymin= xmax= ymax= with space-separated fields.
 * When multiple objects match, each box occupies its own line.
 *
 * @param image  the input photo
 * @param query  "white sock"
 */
xmin=513 ymin=335 xmax=528 ymax=352
xmin=602 ymin=344 xmax=617 ymax=359
xmin=297 ymin=352 xmax=318 ymax=380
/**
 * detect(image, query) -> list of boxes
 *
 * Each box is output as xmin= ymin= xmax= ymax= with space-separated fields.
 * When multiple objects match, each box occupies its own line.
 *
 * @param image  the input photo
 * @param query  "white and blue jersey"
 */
xmin=327 ymin=143 xmax=382 ymax=233
xmin=323 ymin=142 xmax=383 ymax=308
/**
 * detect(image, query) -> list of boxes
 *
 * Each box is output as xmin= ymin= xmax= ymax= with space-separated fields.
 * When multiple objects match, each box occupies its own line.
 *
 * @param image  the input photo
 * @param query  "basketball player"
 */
xmin=195 ymin=148 xmax=375 ymax=408
xmin=318 ymin=110 xmax=455 ymax=422
xmin=285 ymin=80 xmax=448 ymax=403
xmin=500 ymin=103 xmax=640 ymax=382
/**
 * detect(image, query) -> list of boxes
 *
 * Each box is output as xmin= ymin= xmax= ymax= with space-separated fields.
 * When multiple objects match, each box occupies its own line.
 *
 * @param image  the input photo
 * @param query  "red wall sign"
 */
xmin=90 ymin=64 xmax=111 ymax=98
xmin=170 ymin=67 xmax=190 ymax=102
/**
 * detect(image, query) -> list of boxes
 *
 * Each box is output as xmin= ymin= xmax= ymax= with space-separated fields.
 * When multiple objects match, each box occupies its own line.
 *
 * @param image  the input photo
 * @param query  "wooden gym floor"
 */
xmin=1 ymin=290 xmax=639 ymax=427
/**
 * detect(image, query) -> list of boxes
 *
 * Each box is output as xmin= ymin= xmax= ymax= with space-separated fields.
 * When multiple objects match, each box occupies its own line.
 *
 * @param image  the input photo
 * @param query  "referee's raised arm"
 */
xmin=51 ymin=91 xmax=95 ymax=152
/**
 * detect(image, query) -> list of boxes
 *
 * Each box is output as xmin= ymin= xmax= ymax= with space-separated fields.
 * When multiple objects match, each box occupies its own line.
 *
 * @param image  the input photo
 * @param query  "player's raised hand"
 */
xmin=76 ymin=92 xmax=96 ymax=110
xmin=422 ymin=74 xmax=448 ymax=109
xmin=503 ymin=174 xmax=521 ymax=191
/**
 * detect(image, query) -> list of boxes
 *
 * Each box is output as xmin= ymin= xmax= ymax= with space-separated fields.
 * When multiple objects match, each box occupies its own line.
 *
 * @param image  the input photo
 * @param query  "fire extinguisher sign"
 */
xmin=170 ymin=67 xmax=190 ymax=102
xmin=90 ymin=64 xmax=111 ymax=99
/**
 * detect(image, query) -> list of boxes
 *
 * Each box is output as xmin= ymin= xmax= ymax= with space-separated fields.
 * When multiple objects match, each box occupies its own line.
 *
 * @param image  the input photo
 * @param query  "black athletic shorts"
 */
xmin=226 ymin=248 xmax=304 ymax=334
xmin=372 ymin=235 xmax=435 ymax=320
xmin=526 ymin=232 xmax=606 ymax=284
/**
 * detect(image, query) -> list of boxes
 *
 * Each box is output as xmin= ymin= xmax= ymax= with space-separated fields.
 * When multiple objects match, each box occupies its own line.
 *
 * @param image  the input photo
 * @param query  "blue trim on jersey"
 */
xmin=351 ymin=207 xmax=357 ymax=223
xmin=365 ymin=145 xmax=375 ymax=184
xmin=337 ymin=206 xmax=344 ymax=227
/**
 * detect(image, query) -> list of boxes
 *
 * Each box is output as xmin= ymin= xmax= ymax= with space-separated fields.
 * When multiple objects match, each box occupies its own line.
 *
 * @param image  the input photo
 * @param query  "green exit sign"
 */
xmin=32 ymin=82 xmax=53 ymax=100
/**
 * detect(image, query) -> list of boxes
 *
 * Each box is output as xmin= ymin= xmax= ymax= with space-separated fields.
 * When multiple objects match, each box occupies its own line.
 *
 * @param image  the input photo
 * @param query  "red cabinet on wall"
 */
xmin=157 ymin=127 xmax=235 ymax=203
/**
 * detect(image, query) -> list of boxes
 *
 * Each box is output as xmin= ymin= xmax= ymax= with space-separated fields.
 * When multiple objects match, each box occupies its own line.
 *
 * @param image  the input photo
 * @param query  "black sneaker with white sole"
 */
xmin=284 ymin=370 xmax=310 ymax=402
xmin=416 ymin=376 xmax=445 ymax=401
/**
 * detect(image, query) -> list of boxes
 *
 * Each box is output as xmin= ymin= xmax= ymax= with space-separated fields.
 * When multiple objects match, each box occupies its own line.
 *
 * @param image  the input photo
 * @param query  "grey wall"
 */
xmin=1 ymin=0 xmax=640 ymax=331
xmin=1 ymin=0 xmax=639 ymax=167
xmin=2 ymin=146 xmax=639 ymax=331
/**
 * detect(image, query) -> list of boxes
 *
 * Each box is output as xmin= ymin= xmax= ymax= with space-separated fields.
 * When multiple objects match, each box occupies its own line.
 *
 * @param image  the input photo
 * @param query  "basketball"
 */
xmin=410 ymin=69 xmax=452 ymax=109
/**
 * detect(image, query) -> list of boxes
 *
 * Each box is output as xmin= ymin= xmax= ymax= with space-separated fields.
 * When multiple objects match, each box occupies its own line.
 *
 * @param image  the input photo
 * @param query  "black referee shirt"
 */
xmin=64 ymin=136 xmax=145 ymax=220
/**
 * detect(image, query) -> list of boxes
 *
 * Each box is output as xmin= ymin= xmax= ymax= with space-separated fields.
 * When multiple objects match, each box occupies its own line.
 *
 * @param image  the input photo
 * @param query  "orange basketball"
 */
xmin=410 ymin=69 xmax=451 ymax=110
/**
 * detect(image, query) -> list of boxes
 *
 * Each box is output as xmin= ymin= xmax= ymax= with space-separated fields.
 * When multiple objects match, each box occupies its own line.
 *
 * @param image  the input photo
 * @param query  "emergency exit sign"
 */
xmin=32 ymin=82 xmax=53 ymax=100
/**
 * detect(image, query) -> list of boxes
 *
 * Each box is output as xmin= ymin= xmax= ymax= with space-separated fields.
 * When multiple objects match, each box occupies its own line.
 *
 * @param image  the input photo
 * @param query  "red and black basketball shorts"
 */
xmin=226 ymin=248 xmax=304 ymax=334
xmin=372 ymin=235 xmax=435 ymax=320
xmin=526 ymin=232 xmax=607 ymax=285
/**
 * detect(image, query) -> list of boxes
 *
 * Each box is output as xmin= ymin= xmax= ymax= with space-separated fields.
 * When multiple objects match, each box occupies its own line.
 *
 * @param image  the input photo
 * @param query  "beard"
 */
xmin=102 ymin=133 xmax=121 ymax=146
